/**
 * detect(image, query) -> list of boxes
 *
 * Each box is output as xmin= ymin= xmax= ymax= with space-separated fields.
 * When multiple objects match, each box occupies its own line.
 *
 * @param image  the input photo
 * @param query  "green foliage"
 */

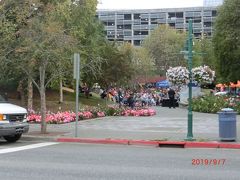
xmin=143 ymin=25 xmax=186 ymax=75
xmin=213 ymin=0 xmax=240 ymax=82
xmin=132 ymin=47 xmax=156 ymax=78
xmin=0 ymin=0 xmax=30 ymax=84
xmin=192 ymin=95 xmax=240 ymax=114
xmin=0 ymin=0 xmax=106 ymax=89
xmin=235 ymin=102 xmax=240 ymax=114
xmin=97 ymin=42 xmax=135 ymax=87
xmin=193 ymin=38 xmax=217 ymax=69
xmin=0 ymin=0 xmax=104 ymax=133
xmin=79 ymin=103 xmax=124 ymax=116
xmin=56 ymin=0 xmax=107 ymax=86
xmin=97 ymin=105 xmax=124 ymax=116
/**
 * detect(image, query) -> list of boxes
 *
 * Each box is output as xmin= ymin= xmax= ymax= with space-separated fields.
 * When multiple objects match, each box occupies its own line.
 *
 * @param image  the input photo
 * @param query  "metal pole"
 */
xmin=186 ymin=19 xmax=195 ymax=141
xmin=75 ymin=73 xmax=79 ymax=137
xmin=74 ymin=53 xmax=80 ymax=137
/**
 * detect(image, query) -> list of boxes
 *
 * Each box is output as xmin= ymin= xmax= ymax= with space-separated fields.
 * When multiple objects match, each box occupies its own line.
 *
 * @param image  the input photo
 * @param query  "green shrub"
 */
xmin=192 ymin=95 xmax=240 ymax=114
xmin=103 ymin=106 xmax=125 ymax=116
xmin=233 ymin=102 xmax=240 ymax=114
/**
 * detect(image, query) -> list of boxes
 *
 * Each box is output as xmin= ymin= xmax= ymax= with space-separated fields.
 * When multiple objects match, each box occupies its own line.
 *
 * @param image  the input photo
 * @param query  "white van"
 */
xmin=0 ymin=94 xmax=29 ymax=142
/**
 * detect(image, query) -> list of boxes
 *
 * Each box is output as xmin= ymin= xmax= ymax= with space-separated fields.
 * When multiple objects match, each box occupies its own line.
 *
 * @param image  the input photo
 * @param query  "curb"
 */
xmin=57 ymin=138 xmax=240 ymax=149
xmin=22 ymin=135 xmax=58 ymax=142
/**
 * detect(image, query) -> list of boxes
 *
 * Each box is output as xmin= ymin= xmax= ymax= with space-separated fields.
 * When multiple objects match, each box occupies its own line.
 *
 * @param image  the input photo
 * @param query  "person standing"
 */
xmin=127 ymin=93 xmax=135 ymax=109
xmin=168 ymin=88 xmax=176 ymax=108
xmin=118 ymin=88 xmax=123 ymax=107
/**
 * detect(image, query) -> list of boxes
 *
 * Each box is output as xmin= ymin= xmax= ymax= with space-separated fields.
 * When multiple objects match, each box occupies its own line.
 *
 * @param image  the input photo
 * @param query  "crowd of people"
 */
xmin=99 ymin=86 xmax=180 ymax=109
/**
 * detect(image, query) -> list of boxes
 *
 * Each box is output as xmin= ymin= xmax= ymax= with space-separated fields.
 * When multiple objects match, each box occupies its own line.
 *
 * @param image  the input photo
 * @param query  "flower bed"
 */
xmin=27 ymin=106 xmax=157 ymax=124
xmin=121 ymin=108 xmax=156 ymax=116
xmin=192 ymin=95 xmax=240 ymax=114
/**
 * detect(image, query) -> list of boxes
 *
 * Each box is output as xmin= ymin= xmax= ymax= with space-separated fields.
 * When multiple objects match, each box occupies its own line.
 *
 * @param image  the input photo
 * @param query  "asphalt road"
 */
xmin=0 ymin=140 xmax=240 ymax=180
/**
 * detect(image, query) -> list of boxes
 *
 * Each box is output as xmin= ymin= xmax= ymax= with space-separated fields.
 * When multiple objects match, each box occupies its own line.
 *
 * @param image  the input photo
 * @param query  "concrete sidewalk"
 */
xmin=23 ymin=106 xmax=240 ymax=148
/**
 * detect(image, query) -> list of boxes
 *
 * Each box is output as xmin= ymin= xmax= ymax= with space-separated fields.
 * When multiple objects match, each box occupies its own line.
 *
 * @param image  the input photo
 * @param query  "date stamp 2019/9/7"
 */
xmin=192 ymin=159 xmax=226 ymax=166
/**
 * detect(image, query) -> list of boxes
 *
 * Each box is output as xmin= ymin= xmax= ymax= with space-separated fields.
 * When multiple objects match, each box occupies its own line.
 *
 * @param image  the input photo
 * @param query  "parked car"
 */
xmin=0 ymin=94 xmax=29 ymax=142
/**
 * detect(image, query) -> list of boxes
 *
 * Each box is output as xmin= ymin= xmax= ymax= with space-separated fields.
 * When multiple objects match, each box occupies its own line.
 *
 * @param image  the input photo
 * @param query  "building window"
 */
xmin=134 ymin=14 xmax=141 ymax=19
xmin=124 ymin=14 xmax=132 ymax=20
xmin=107 ymin=31 xmax=115 ymax=35
xmin=204 ymin=22 xmax=212 ymax=27
xmin=141 ymin=31 xmax=148 ymax=35
xmin=176 ymin=12 xmax=184 ymax=18
xmin=124 ymin=24 xmax=132 ymax=29
xmin=107 ymin=22 xmax=115 ymax=26
xmin=168 ymin=12 xmax=176 ymax=18
xmin=117 ymin=25 xmax=123 ymax=29
xmin=169 ymin=23 xmax=175 ymax=27
xmin=212 ymin=10 xmax=217 ymax=17
xmin=141 ymin=21 xmax=148 ymax=25
xmin=134 ymin=40 xmax=141 ymax=46
xmin=194 ymin=19 xmax=202 ymax=23
xmin=134 ymin=31 xmax=148 ymax=35
xmin=134 ymin=31 xmax=141 ymax=35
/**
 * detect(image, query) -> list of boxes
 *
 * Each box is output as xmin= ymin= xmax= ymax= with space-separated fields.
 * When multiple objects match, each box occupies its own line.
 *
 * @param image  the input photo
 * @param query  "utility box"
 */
xmin=218 ymin=108 xmax=237 ymax=141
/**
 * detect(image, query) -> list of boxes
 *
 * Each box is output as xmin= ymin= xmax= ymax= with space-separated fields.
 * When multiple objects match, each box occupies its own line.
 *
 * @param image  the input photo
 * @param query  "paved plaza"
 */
xmin=26 ymin=106 xmax=240 ymax=142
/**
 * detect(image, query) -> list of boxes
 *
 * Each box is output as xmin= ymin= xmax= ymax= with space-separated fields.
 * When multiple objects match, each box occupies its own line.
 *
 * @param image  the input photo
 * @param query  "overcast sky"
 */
xmin=97 ymin=0 xmax=203 ymax=9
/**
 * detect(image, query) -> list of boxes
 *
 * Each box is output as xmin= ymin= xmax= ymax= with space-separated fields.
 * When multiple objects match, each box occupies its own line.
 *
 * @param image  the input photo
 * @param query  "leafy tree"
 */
xmin=213 ymin=0 xmax=240 ymax=82
xmin=0 ymin=0 xmax=106 ymax=133
xmin=17 ymin=3 xmax=76 ymax=133
xmin=53 ymin=0 xmax=106 ymax=88
xmin=143 ymin=25 xmax=186 ymax=76
xmin=0 ymin=0 xmax=40 ymax=104
xmin=0 ymin=0 xmax=76 ymax=133
xmin=131 ymin=47 xmax=156 ymax=84
xmin=192 ymin=37 xmax=217 ymax=69
xmin=97 ymin=42 xmax=134 ymax=87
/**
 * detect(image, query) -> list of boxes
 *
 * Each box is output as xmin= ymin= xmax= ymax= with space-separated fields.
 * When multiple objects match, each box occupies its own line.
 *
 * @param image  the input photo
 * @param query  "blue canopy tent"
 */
xmin=156 ymin=80 xmax=170 ymax=88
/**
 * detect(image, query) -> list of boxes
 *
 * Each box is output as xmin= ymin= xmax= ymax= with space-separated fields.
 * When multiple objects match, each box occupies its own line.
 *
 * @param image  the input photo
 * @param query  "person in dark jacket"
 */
xmin=127 ymin=93 xmax=135 ymax=109
xmin=168 ymin=88 xmax=176 ymax=108
xmin=117 ymin=88 xmax=124 ymax=107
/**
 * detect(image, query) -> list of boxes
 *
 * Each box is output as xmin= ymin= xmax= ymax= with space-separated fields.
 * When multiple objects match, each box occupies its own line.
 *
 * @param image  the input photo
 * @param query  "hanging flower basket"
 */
xmin=166 ymin=66 xmax=189 ymax=85
xmin=192 ymin=65 xmax=215 ymax=85
xmin=166 ymin=65 xmax=215 ymax=86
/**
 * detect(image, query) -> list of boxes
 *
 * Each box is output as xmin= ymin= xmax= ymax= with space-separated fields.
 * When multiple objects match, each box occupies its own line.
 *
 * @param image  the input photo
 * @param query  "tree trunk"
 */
xmin=39 ymin=66 xmax=47 ymax=134
xmin=40 ymin=87 xmax=47 ymax=134
xmin=27 ymin=76 xmax=33 ymax=111
xmin=17 ymin=80 xmax=25 ymax=106
xmin=59 ymin=77 xmax=63 ymax=103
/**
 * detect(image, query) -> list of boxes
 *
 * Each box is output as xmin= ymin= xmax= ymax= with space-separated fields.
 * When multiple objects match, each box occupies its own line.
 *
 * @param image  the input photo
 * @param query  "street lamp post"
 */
xmin=185 ymin=19 xmax=195 ymax=141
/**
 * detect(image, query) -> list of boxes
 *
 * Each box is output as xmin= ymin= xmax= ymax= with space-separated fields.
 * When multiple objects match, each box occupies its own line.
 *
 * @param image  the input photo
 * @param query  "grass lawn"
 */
xmin=8 ymin=90 xmax=113 ymax=113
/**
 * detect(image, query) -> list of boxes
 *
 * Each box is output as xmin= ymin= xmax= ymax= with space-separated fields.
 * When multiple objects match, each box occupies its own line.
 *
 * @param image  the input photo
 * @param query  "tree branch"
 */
xmin=21 ymin=67 xmax=40 ymax=91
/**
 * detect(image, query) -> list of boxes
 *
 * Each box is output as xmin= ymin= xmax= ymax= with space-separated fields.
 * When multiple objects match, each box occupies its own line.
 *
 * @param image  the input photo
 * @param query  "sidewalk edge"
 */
xmin=56 ymin=138 xmax=240 ymax=149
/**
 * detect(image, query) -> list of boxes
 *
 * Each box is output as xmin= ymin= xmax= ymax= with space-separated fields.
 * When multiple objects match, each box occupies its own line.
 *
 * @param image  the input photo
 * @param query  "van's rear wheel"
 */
xmin=3 ymin=134 xmax=22 ymax=143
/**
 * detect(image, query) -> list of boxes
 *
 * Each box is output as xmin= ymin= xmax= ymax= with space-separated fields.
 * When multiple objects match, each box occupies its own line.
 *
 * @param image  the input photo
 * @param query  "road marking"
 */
xmin=0 ymin=142 xmax=59 ymax=154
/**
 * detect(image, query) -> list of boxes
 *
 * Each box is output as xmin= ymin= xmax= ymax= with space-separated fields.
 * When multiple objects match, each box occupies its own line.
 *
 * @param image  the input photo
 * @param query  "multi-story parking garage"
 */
xmin=97 ymin=6 xmax=219 ymax=46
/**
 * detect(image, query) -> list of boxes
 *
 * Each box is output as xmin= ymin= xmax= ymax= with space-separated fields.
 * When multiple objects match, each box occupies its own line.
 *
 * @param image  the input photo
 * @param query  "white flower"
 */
xmin=166 ymin=65 xmax=215 ymax=85
xmin=192 ymin=65 xmax=215 ymax=84
xmin=166 ymin=66 xmax=189 ymax=85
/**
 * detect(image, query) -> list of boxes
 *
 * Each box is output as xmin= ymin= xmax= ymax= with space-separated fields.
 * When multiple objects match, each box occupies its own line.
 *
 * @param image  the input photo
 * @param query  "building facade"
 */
xmin=97 ymin=7 xmax=218 ymax=46
xmin=203 ymin=0 xmax=224 ymax=7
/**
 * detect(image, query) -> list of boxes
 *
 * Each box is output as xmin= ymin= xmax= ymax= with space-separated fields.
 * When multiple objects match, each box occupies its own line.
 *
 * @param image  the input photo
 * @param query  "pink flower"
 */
xmin=97 ymin=112 xmax=105 ymax=117
xmin=27 ymin=107 xmax=156 ymax=124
